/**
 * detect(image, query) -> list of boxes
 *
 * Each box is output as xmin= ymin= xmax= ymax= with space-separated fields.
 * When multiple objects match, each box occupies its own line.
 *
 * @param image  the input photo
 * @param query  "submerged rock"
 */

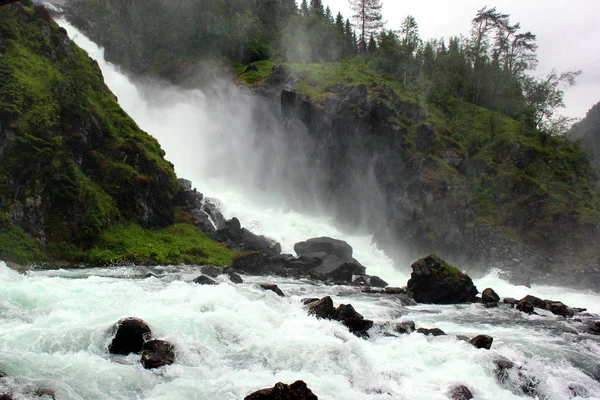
xmin=200 ymin=265 xmax=222 ymax=278
xmin=140 ymin=339 xmax=176 ymax=369
xmin=393 ymin=320 xmax=415 ymax=334
xmin=244 ymin=380 xmax=318 ymax=400
xmin=259 ymin=284 xmax=285 ymax=297
xmin=227 ymin=270 xmax=244 ymax=284
xmin=407 ymin=255 xmax=478 ymax=304
xmin=449 ymin=385 xmax=473 ymax=400
xmin=193 ymin=275 xmax=218 ymax=285
xmin=469 ymin=334 xmax=493 ymax=350
xmin=108 ymin=317 xmax=151 ymax=355
xmin=417 ymin=327 xmax=446 ymax=336
xmin=516 ymin=301 xmax=534 ymax=314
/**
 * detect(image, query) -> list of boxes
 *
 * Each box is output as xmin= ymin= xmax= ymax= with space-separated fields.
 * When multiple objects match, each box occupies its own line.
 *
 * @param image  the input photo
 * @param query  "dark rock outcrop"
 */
xmin=407 ymin=255 xmax=478 ymax=304
xmin=481 ymin=288 xmax=500 ymax=303
xmin=516 ymin=301 xmax=534 ymax=314
xmin=140 ymin=339 xmax=176 ymax=369
xmin=244 ymin=380 xmax=318 ymax=400
xmin=393 ymin=321 xmax=415 ymax=334
xmin=200 ymin=265 xmax=222 ymax=278
xmin=227 ymin=270 xmax=244 ymax=284
xmin=108 ymin=317 xmax=151 ymax=355
xmin=469 ymin=334 xmax=493 ymax=350
xmin=193 ymin=275 xmax=218 ymax=285
xmin=294 ymin=237 xmax=353 ymax=260
xmin=417 ymin=328 xmax=446 ymax=336
xmin=306 ymin=296 xmax=334 ymax=319
xmin=449 ymin=385 xmax=473 ymax=400
xmin=259 ymin=284 xmax=285 ymax=297
xmin=216 ymin=218 xmax=281 ymax=256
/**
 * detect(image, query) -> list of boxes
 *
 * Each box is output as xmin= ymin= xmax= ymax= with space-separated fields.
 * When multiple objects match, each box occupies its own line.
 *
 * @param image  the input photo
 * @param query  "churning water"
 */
xmin=0 ymin=19 xmax=599 ymax=400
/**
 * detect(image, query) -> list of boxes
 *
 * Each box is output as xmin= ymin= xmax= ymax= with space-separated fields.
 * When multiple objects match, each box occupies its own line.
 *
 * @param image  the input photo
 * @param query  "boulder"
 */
xmin=503 ymin=297 xmax=519 ymax=305
xmin=0 ymin=394 xmax=13 ymax=400
xmin=449 ymin=385 xmax=473 ymax=400
xmin=516 ymin=301 xmax=534 ymax=314
xmin=407 ymin=255 xmax=478 ymax=304
xmin=520 ymin=295 xmax=546 ymax=309
xmin=333 ymin=304 xmax=363 ymax=321
xmin=493 ymin=356 xmax=515 ymax=383
xmin=469 ymin=334 xmax=493 ymax=350
xmin=227 ymin=270 xmax=244 ymax=284
xmin=394 ymin=320 xmax=415 ymax=334
xmin=231 ymin=252 xmax=271 ymax=275
xmin=342 ymin=318 xmax=373 ymax=335
xmin=108 ymin=317 xmax=151 ymax=355
xmin=545 ymin=301 xmax=574 ymax=317
xmin=193 ymin=275 xmax=218 ymax=285
xmin=244 ymin=380 xmax=318 ymax=400
xmin=200 ymin=265 xmax=222 ymax=278
xmin=259 ymin=284 xmax=285 ymax=297
xmin=351 ymin=275 xmax=369 ymax=287
xmin=384 ymin=287 xmax=407 ymax=294
xmin=140 ymin=339 xmax=176 ymax=369
xmin=481 ymin=288 xmax=500 ymax=303
xmin=294 ymin=237 xmax=353 ymax=260
xmin=417 ymin=328 xmax=446 ymax=336
xmin=369 ymin=275 xmax=388 ymax=288
xmin=583 ymin=320 xmax=600 ymax=335
xmin=310 ymin=255 xmax=366 ymax=283
xmin=306 ymin=296 xmax=334 ymax=319
xmin=217 ymin=218 xmax=281 ymax=256
xmin=301 ymin=298 xmax=320 ymax=305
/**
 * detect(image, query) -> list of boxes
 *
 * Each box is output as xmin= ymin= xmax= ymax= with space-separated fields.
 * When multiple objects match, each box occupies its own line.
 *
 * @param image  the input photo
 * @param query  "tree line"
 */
xmin=65 ymin=0 xmax=577 ymax=133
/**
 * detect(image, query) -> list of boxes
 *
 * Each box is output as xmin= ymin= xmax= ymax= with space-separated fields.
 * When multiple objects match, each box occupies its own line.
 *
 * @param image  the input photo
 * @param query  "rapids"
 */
xmin=0 ymin=18 xmax=599 ymax=400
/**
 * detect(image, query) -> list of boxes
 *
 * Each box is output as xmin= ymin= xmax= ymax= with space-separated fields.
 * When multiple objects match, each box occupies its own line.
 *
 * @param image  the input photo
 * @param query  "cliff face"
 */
xmin=568 ymin=101 xmax=600 ymax=172
xmin=265 ymin=65 xmax=600 ymax=286
xmin=0 ymin=2 xmax=177 ymax=262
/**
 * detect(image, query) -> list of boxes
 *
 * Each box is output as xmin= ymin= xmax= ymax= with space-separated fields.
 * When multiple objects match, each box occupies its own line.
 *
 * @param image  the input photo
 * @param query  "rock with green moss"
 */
xmin=407 ymin=254 xmax=478 ymax=304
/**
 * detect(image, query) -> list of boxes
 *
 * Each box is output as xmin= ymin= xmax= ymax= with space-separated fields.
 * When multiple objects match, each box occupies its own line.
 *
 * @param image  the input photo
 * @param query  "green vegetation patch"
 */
xmin=82 ymin=223 xmax=236 ymax=266
xmin=0 ymin=215 xmax=47 ymax=265
xmin=234 ymin=60 xmax=275 ymax=86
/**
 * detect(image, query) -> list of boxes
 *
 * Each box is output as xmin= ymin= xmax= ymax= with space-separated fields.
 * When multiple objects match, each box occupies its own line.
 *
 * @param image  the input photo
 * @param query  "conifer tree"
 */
xmin=300 ymin=0 xmax=309 ymax=17
xmin=349 ymin=0 xmax=385 ymax=52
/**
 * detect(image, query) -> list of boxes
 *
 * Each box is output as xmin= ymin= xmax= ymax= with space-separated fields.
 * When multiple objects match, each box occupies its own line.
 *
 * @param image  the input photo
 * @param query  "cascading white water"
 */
xmin=0 ymin=18 xmax=599 ymax=400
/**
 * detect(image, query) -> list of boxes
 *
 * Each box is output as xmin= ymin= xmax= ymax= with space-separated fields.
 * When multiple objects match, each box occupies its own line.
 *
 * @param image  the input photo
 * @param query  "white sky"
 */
xmin=323 ymin=0 xmax=600 ymax=119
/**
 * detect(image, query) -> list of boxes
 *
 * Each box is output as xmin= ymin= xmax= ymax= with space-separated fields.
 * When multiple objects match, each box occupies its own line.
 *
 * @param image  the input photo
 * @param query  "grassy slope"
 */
xmin=0 ymin=3 xmax=236 ymax=267
xmin=236 ymin=59 xmax=600 ymax=261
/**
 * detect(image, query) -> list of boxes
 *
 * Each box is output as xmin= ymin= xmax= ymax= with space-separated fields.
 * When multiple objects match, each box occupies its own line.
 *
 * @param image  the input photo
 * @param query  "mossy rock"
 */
xmin=407 ymin=254 xmax=478 ymax=304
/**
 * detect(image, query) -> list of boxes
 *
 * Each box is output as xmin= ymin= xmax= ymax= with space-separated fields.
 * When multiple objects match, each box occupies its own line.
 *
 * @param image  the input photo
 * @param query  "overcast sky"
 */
xmin=323 ymin=0 xmax=599 ymax=120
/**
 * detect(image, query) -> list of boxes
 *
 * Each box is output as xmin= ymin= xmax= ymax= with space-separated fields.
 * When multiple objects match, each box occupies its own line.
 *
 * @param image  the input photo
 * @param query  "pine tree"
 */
xmin=300 ymin=0 xmax=309 ymax=17
xmin=310 ymin=0 xmax=324 ymax=18
xmin=349 ymin=0 xmax=385 ymax=52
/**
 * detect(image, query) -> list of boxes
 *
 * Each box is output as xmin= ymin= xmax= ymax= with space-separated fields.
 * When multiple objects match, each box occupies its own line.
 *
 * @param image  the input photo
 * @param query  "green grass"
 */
xmin=81 ymin=223 xmax=237 ymax=266
xmin=0 ymin=218 xmax=47 ymax=265
xmin=234 ymin=60 xmax=276 ymax=86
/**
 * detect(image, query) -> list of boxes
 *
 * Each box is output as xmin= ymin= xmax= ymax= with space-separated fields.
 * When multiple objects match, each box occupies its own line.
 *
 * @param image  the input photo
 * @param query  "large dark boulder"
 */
xmin=469 ymin=334 xmax=493 ymax=350
xmin=231 ymin=252 xmax=271 ymax=275
xmin=481 ymin=288 xmax=500 ymax=303
xmin=394 ymin=320 xmax=416 ymax=334
xmin=417 ymin=327 xmax=446 ymax=336
xmin=517 ymin=301 xmax=534 ymax=314
xmin=108 ymin=317 xmax=151 ymax=355
xmin=294 ymin=237 xmax=353 ymax=260
xmin=310 ymin=255 xmax=366 ymax=283
xmin=227 ymin=270 xmax=244 ymax=284
xmin=306 ymin=296 xmax=335 ymax=319
xmin=407 ymin=255 xmax=478 ymax=304
xmin=193 ymin=275 xmax=218 ymax=285
xmin=140 ymin=339 xmax=176 ymax=369
xmin=244 ymin=380 xmax=318 ymax=400
xmin=217 ymin=218 xmax=281 ymax=256
xmin=520 ymin=295 xmax=546 ymax=309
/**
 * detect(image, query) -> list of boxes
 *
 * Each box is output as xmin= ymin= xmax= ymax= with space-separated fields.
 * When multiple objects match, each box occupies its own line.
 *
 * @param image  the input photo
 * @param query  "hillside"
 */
xmin=568 ymin=101 xmax=600 ymax=171
xmin=0 ymin=2 xmax=236 ymax=266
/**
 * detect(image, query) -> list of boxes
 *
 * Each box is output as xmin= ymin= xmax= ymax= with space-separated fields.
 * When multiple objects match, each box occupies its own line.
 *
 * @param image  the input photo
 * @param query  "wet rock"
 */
xmin=455 ymin=335 xmax=470 ymax=342
xmin=483 ymin=302 xmax=499 ymax=308
xmin=244 ymin=380 xmax=318 ymax=400
xmin=583 ymin=320 xmax=600 ymax=335
xmin=449 ymin=385 xmax=473 ymax=400
xmin=108 ymin=317 xmax=151 ymax=355
xmin=140 ymin=339 xmax=176 ymax=369
xmin=384 ymin=287 xmax=407 ymax=294
xmin=217 ymin=218 xmax=281 ymax=256
xmin=393 ymin=320 xmax=415 ymax=334
xmin=407 ymin=255 xmax=478 ymax=304
xmin=369 ymin=275 xmax=389 ymax=288
xmin=351 ymin=275 xmax=369 ymax=287
xmin=200 ymin=265 xmax=222 ymax=278
xmin=469 ymin=334 xmax=493 ymax=350
xmin=503 ymin=297 xmax=518 ymax=305
xmin=193 ymin=275 xmax=218 ymax=285
xmin=306 ymin=296 xmax=334 ymax=319
xmin=520 ymin=295 xmax=546 ymax=309
xmin=333 ymin=304 xmax=363 ymax=321
xmin=259 ymin=284 xmax=285 ymax=297
xmin=310 ymin=256 xmax=366 ymax=283
xmin=342 ymin=318 xmax=373 ymax=335
xmin=227 ymin=270 xmax=243 ymax=284
xmin=301 ymin=298 xmax=320 ymax=305
xmin=231 ymin=252 xmax=270 ymax=275
xmin=0 ymin=394 xmax=13 ymax=400
xmin=516 ymin=301 xmax=534 ymax=314
xmin=417 ymin=328 xmax=446 ymax=336
xmin=294 ymin=237 xmax=353 ymax=260
xmin=493 ymin=356 xmax=515 ymax=383
xmin=481 ymin=288 xmax=500 ymax=303
xmin=545 ymin=301 xmax=574 ymax=317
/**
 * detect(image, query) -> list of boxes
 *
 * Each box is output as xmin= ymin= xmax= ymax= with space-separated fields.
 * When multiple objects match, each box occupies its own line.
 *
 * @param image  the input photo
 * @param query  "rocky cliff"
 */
xmin=0 ymin=2 xmax=234 ymax=266
xmin=261 ymin=64 xmax=600 ymax=288
xmin=568 ymin=101 xmax=600 ymax=172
